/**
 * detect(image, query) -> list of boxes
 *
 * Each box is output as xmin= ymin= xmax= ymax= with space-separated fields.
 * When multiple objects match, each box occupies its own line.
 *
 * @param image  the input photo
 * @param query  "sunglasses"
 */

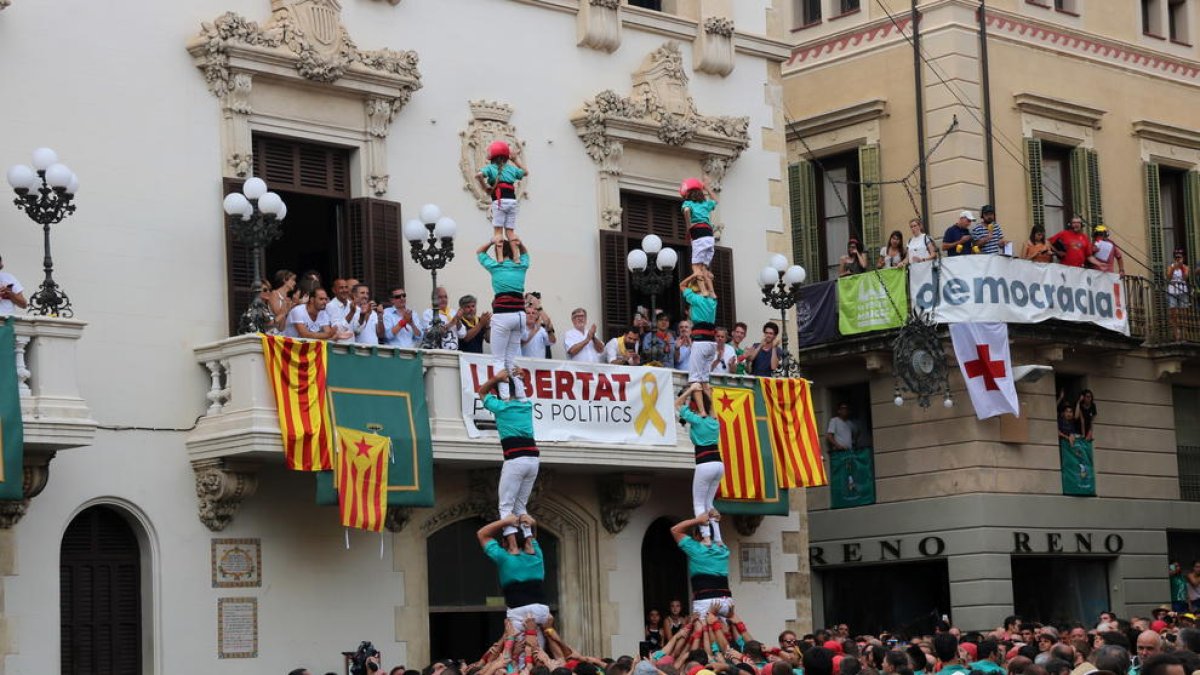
xmin=392 ymin=294 xmax=406 ymax=299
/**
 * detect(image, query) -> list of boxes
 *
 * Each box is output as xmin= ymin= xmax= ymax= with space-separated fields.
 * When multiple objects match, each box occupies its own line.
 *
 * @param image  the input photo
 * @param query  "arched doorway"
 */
xmin=426 ymin=518 xmax=560 ymax=660
xmin=60 ymin=505 xmax=142 ymax=675
xmin=641 ymin=517 xmax=688 ymax=630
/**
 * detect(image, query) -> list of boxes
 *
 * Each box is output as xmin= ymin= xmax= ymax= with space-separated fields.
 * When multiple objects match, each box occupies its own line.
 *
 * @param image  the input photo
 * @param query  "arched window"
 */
xmin=60 ymin=505 xmax=142 ymax=675
xmin=641 ymin=517 xmax=688 ymax=628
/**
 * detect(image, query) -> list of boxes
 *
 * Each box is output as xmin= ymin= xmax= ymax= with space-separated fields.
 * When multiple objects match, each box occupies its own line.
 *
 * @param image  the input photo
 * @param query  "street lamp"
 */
xmin=757 ymin=253 xmax=806 ymax=378
xmin=626 ymin=234 xmax=678 ymax=363
xmin=223 ymin=177 xmax=288 ymax=334
xmin=6 ymin=148 xmax=79 ymax=317
xmin=403 ymin=204 xmax=456 ymax=349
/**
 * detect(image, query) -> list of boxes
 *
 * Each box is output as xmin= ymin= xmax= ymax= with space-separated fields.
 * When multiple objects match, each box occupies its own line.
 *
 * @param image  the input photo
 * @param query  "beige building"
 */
xmin=783 ymin=0 xmax=1200 ymax=632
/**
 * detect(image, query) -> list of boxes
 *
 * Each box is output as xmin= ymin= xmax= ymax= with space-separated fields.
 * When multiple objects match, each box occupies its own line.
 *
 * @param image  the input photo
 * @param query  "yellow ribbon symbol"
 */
xmin=633 ymin=373 xmax=666 ymax=436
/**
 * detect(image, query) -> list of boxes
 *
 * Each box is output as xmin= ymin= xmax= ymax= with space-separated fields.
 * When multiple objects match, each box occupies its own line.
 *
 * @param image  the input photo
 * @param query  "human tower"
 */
xmin=470 ymin=140 xmax=741 ymax=661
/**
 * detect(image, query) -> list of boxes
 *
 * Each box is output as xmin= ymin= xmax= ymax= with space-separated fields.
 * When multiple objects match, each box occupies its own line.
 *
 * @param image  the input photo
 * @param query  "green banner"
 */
xmin=836 ymin=268 xmax=907 ymax=335
xmin=714 ymin=382 xmax=789 ymax=517
xmin=0 ymin=318 xmax=23 ymax=500
xmin=316 ymin=348 xmax=434 ymax=507
xmin=1060 ymin=438 xmax=1096 ymax=496
xmin=830 ymin=447 xmax=875 ymax=509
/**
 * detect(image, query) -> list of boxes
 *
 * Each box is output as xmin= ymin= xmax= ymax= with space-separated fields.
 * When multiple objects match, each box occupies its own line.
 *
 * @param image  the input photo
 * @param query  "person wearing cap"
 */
xmin=1049 ymin=217 xmax=1091 ymax=267
xmin=839 ymin=238 xmax=868 ymax=276
xmin=477 ymin=141 xmax=528 ymax=246
xmin=1088 ymin=226 xmax=1125 ymax=275
xmin=972 ymin=205 xmax=1008 ymax=255
xmin=681 ymin=179 xmax=718 ymax=296
xmin=670 ymin=512 xmax=733 ymax=622
xmin=942 ymin=212 xmax=976 ymax=256
xmin=1167 ymin=250 xmax=1191 ymax=342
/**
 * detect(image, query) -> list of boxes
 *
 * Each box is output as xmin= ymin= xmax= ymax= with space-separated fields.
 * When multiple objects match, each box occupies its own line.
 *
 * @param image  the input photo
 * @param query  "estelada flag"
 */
xmin=336 ymin=427 xmax=390 ymax=532
xmin=760 ymin=378 xmax=828 ymax=487
xmin=261 ymin=335 xmax=334 ymax=471
xmin=714 ymin=386 xmax=767 ymax=500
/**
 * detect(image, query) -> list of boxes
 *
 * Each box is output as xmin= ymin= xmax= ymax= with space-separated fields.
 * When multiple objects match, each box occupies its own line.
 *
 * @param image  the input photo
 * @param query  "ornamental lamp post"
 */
xmin=6 ymin=148 xmax=80 ymax=317
xmin=403 ymin=204 xmax=456 ymax=349
xmin=626 ymin=234 xmax=678 ymax=364
xmin=756 ymin=253 xmax=806 ymax=378
xmin=223 ymin=177 xmax=287 ymax=334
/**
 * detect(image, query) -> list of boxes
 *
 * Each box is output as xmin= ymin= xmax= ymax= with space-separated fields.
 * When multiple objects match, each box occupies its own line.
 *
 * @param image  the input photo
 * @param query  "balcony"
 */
xmin=3 ymin=316 xmax=97 ymax=528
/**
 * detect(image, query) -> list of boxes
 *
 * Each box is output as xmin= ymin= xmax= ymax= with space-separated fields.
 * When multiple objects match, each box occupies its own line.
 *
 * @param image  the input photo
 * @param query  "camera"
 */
xmin=350 ymin=641 xmax=381 ymax=675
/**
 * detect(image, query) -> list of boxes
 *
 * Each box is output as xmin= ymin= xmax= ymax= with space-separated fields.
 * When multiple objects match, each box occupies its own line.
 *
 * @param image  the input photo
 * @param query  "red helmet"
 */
xmin=487 ymin=140 xmax=511 ymax=160
xmin=679 ymin=177 xmax=704 ymax=198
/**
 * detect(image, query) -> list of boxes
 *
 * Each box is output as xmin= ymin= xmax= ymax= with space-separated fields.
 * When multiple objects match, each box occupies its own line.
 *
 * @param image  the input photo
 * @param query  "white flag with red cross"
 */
xmin=950 ymin=322 xmax=1019 ymax=420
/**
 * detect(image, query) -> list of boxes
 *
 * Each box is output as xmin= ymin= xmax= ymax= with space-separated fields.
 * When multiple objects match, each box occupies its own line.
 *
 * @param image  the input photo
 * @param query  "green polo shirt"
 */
xmin=477 ymin=252 xmax=530 ymax=295
xmin=684 ymin=289 xmax=717 ymax=325
xmin=483 ymin=394 xmax=534 ymax=440
xmin=680 ymin=407 xmax=719 ymax=447
xmin=678 ymin=537 xmax=730 ymax=577
xmin=483 ymin=539 xmax=544 ymax=586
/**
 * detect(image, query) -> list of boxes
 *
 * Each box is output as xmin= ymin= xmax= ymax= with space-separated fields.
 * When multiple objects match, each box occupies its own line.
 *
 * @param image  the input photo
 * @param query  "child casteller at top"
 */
xmin=680 ymin=178 xmax=717 ymax=295
xmin=477 ymin=140 xmax=529 ymax=246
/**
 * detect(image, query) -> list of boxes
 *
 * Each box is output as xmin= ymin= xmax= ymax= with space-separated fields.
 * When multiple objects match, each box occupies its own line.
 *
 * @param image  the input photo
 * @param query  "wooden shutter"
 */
xmin=621 ymin=192 xmax=688 ymax=242
xmin=1087 ymin=149 xmax=1104 ymax=228
xmin=252 ymin=135 xmax=350 ymax=198
xmin=858 ymin=144 xmax=882 ymax=256
xmin=345 ymin=198 xmax=404 ymax=303
xmin=599 ymin=230 xmax=631 ymax=340
xmin=1146 ymin=163 xmax=1165 ymax=271
xmin=1026 ymin=138 xmax=1045 ymax=230
xmin=60 ymin=506 xmax=141 ymax=675
xmin=788 ymin=161 xmax=820 ymax=281
xmin=1070 ymin=146 xmax=1090 ymax=231
xmin=712 ymin=246 xmax=737 ymax=330
xmin=1185 ymin=171 xmax=1200 ymax=264
xmin=223 ymin=177 xmax=261 ymax=335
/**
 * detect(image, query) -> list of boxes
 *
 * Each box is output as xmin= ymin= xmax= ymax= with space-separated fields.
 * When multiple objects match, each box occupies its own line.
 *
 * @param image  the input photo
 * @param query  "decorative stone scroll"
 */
xmin=460 ymin=101 xmax=528 ymax=210
xmin=0 ymin=452 xmax=55 ymax=529
xmin=194 ymin=460 xmax=259 ymax=531
xmin=578 ymin=0 xmax=621 ymax=53
xmin=695 ymin=16 xmax=735 ymax=77
xmin=597 ymin=473 xmax=651 ymax=534
xmin=732 ymin=514 xmax=765 ymax=537
xmin=571 ymin=43 xmax=750 ymax=233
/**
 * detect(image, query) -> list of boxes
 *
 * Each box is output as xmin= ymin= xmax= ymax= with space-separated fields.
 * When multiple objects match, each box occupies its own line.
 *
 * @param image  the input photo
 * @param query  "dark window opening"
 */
xmin=1054 ymin=373 xmax=1086 ymax=415
xmin=1173 ymin=385 xmax=1200 ymax=501
xmin=821 ymin=560 xmax=950 ymax=636
xmin=1144 ymin=0 xmax=1164 ymax=35
xmin=628 ymin=0 xmax=663 ymax=10
xmin=641 ymin=517 xmax=689 ymax=622
xmin=815 ymin=151 xmax=861 ymax=281
xmin=1169 ymin=0 xmax=1190 ymax=43
xmin=799 ymin=0 xmax=822 ymax=25
xmin=1161 ymin=167 xmax=1188 ymax=261
xmin=1011 ymin=556 xmax=1111 ymax=626
xmin=1040 ymin=142 xmax=1075 ymax=233
xmin=828 ymin=382 xmax=873 ymax=450
xmin=1168 ymin=531 xmax=1200 ymax=570
xmin=839 ymin=0 xmax=861 ymax=14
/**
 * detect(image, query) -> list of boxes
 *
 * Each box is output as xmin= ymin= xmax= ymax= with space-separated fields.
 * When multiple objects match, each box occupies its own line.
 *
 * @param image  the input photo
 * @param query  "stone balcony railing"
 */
xmin=3 ymin=316 xmax=97 ymax=527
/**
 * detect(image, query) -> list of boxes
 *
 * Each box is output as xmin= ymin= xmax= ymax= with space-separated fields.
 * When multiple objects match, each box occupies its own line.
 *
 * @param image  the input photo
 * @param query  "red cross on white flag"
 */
xmin=950 ymin=322 xmax=1020 ymax=420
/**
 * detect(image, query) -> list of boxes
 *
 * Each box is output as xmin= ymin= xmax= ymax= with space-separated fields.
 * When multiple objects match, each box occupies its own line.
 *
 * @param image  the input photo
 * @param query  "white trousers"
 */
xmin=506 ymin=602 xmax=551 ymax=648
xmin=490 ymin=311 xmax=527 ymax=398
xmin=691 ymin=597 xmax=733 ymax=621
xmin=691 ymin=235 xmax=715 ymax=266
xmin=693 ymin=461 xmax=725 ymax=543
xmin=492 ymin=199 xmax=519 ymax=230
xmin=499 ymin=456 xmax=539 ymax=536
xmin=688 ymin=341 xmax=718 ymax=383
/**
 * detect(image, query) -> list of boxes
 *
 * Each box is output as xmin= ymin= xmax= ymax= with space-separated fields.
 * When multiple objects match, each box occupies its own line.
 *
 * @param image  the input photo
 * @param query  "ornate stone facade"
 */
xmin=577 ymin=0 xmax=621 ymax=53
xmin=460 ymin=100 xmax=529 ymax=210
xmin=596 ymin=473 xmax=651 ymax=534
xmin=0 ymin=453 xmax=55 ymax=529
xmin=696 ymin=16 xmax=736 ymax=77
xmin=194 ymin=460 xmax=259 ymax=531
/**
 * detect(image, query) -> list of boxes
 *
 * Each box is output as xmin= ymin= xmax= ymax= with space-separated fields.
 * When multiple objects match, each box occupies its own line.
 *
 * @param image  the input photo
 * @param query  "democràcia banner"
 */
xmin=459 ymin=354 xmax=676 ymax=446
xmin=908 ymin=257 xmax=1129 ymax=335
xmin=837 ymin=268 xmax=908 ymax=336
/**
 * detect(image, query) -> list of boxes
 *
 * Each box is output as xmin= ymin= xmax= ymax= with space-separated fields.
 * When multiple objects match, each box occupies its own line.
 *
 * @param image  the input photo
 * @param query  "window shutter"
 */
xmin=789 ymin=161 xmax=820 ymax=281
xmin=252 ymin=135 xmax=351 ymax=198
xmin=621 ymin=192 xmax=688 ymax=242
xmin=1145 ymin=162 xmax=1165 ymax=271
xmin=345 ymin=198 xmax=404 ymax=303
xmin=1184 ymin=171 xmax=1200 ymax=264
xmin=1026 ymin=138 xmax=1045 ymax=230
xmin=858 ymin=144 xmax=882 ymax=257
xmin=1087 ymin=149 xmax=1104 ymax=227
xmin=1070 ymin=146 xmax=1090 ymax=232
xmin=223 ymin=178 xmax=261 ymax=335
xmin=712 ymin=246 xmax=737 ymax=330
xmin=621 ymin=193 xmax=653 ymax=238
xmin=599 ymin=230 xmax=631 ymax=340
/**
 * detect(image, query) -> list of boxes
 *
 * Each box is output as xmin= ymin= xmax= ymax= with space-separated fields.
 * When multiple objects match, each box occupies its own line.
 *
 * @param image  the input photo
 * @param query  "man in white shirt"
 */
xmin=284 ymin=288 xmax=336 ymax=340
xmin=711 ymin=326 xmax=737 ymax=374
xmin=350 ymin=283 xmax=380 ymax=345
xmin=382 ymin=287 xmax=422 ymax=348
xmin=325 ymin=278 xmax=359 ymax=344
xmin=521 ymin=304 xmax=555 ymax=358
xmin=604 ymin=327 xmax=641 ymax=366
xmin=0 ymin=255 xmax=27 ymax=316
xmin=675 ymin=320 xmax=692 ymax=372
xmin=563 ymin=308 xmax=604 ymax=363
xmin=421 ymin=286 xmax=458 ymax=349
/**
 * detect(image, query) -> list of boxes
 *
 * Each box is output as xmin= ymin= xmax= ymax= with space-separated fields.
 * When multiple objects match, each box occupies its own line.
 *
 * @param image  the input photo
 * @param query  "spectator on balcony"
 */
xmin=605 ymin=327 xmax=642 ymax=366
xmin=633 ymin=307 xmax=652 ymax=341
xmin=641 ymin=312 xmax=676 ymax=368
xmin=1057 ymin=405 xmax=1080 ymax=446
xmin=350 ymin=283 xmax=380 ymax=346
xmin=382 ymin=287 xmax=422 ymax=348
xmin=942 ymin=212 xmax=976 ymax=256
xmin=455 ymin=294 xmax=489 ymax=354
xmin=421 ymin=286 xmax=454 ymax=334
xmin=284 ymin=287 xmax=337 ymax=340
xmin=1168 ymin=249 xmax=1191 ymax=341
xmin=326 ymin=278 xmax=359 ymax=344
xmin=879 ymin=230 xmax=907 ymax=269
xmin=564 ymin=308 xmax=604 ymax=363
xmin=521 ymin=303 xmax=555 ymax=358
xmin=1086 ymin=226 xmax=1125 ymax=275
xmin=0 ymin=255 xmax=28 ymax=316
xmin=1050 ymin=217 xmax=1091 ymax=267
xmin=972 ymin=205 xmax=1008 ymax=255
xmin=907 ymin=218 xmax=938 ymax=264
xmin=825 ymin=402 xmax=856 ymax=453
xmin=743 ymin=322 xmax=783 ymax=377
xmin=266 ymin=269 xmax=297 ymax=333
xmin=676 ymin=319 xmax=693 ymax=372
xmin=839 ymin=239 xmax=868 ymax=276
xmin=711 ymin=326 xmax=736 ymax=374
xmin=1022 ymin=226 xmax=1054 ymax=263
xmin=1076 ymin=389 xmax=1098 ymax=442
xmin=525 ymin=292 xmax=556 ymax=359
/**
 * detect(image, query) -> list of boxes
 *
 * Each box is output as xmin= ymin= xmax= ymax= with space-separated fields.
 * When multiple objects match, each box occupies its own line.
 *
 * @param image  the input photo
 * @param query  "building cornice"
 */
xmin=784 ymin=15 xmax=913 ymax=70
xmin=1012 ymin=93 xmax=1106 ymax=129
xmin=1132 ymin=120 xmax=1200 ymax=151
xmin=786 ymin=98 xmax=887 ymax=139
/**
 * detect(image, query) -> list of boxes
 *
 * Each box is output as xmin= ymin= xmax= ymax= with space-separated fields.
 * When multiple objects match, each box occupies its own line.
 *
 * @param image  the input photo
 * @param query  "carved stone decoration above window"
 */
xmin=193 ymin=459 xmax=259 ymax=531
xmin=578 ymin=0 xmax=622 ymax=53
xmin=571 ymin=42 xmax=750 ymax=233
xmin=695 ymin=16 xmax=735 ymax=77
xmin=596 ymin=472 xmax=651 ymax=534
xmin=186 ymin=0 xmax=422 ymax=195
xmin=460 ymin=101 xmax=529 ymax=210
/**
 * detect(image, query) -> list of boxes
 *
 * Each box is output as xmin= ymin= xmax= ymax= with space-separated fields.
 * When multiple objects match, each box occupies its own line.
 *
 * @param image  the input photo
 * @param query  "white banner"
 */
xmin=909 ymin=256 xmax=1129 ymax=335
xmin=459 ymin=354 xmax=677 ymax=446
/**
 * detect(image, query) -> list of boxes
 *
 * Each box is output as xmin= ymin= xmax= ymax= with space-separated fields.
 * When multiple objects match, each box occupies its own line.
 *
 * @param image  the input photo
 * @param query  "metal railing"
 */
xmin=1178 ymin=445 xmax=1200 ymax=502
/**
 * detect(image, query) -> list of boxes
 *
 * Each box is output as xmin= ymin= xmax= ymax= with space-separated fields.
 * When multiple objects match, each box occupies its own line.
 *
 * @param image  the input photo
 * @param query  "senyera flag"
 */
xmin=759 ymin=378 xmax=828 ymax=487
xmin=261 ymin=336 xmax=334 ymax=471
xmin=714 ymin=386 xmax=766 ymax=500
xmin=335 ymin=427 xmax=390 ymax=532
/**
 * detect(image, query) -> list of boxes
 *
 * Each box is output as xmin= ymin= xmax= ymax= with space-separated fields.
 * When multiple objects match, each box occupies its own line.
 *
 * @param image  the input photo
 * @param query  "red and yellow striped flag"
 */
xmin=760 ymin=378 xmax=828 ymax=487
xmin=714 ymin=386 xmax=767 ymax=500
xmin=261 ymin=336 xmax=333 ymax=471
xmin=336 ymin=427 xmax=390 ymax=532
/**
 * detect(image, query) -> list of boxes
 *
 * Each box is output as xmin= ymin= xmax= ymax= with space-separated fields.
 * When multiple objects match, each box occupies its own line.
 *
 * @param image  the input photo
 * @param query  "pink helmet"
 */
xmin=679 ymin=177 xmax=704 ymax=198
xmin=487 ymin=140 xmax=511 ymax=160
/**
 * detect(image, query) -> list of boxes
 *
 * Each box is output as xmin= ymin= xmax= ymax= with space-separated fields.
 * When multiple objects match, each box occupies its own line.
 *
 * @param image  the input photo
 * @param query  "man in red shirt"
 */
xmin=1050 ymin=217 xmax=1091 ymax=267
